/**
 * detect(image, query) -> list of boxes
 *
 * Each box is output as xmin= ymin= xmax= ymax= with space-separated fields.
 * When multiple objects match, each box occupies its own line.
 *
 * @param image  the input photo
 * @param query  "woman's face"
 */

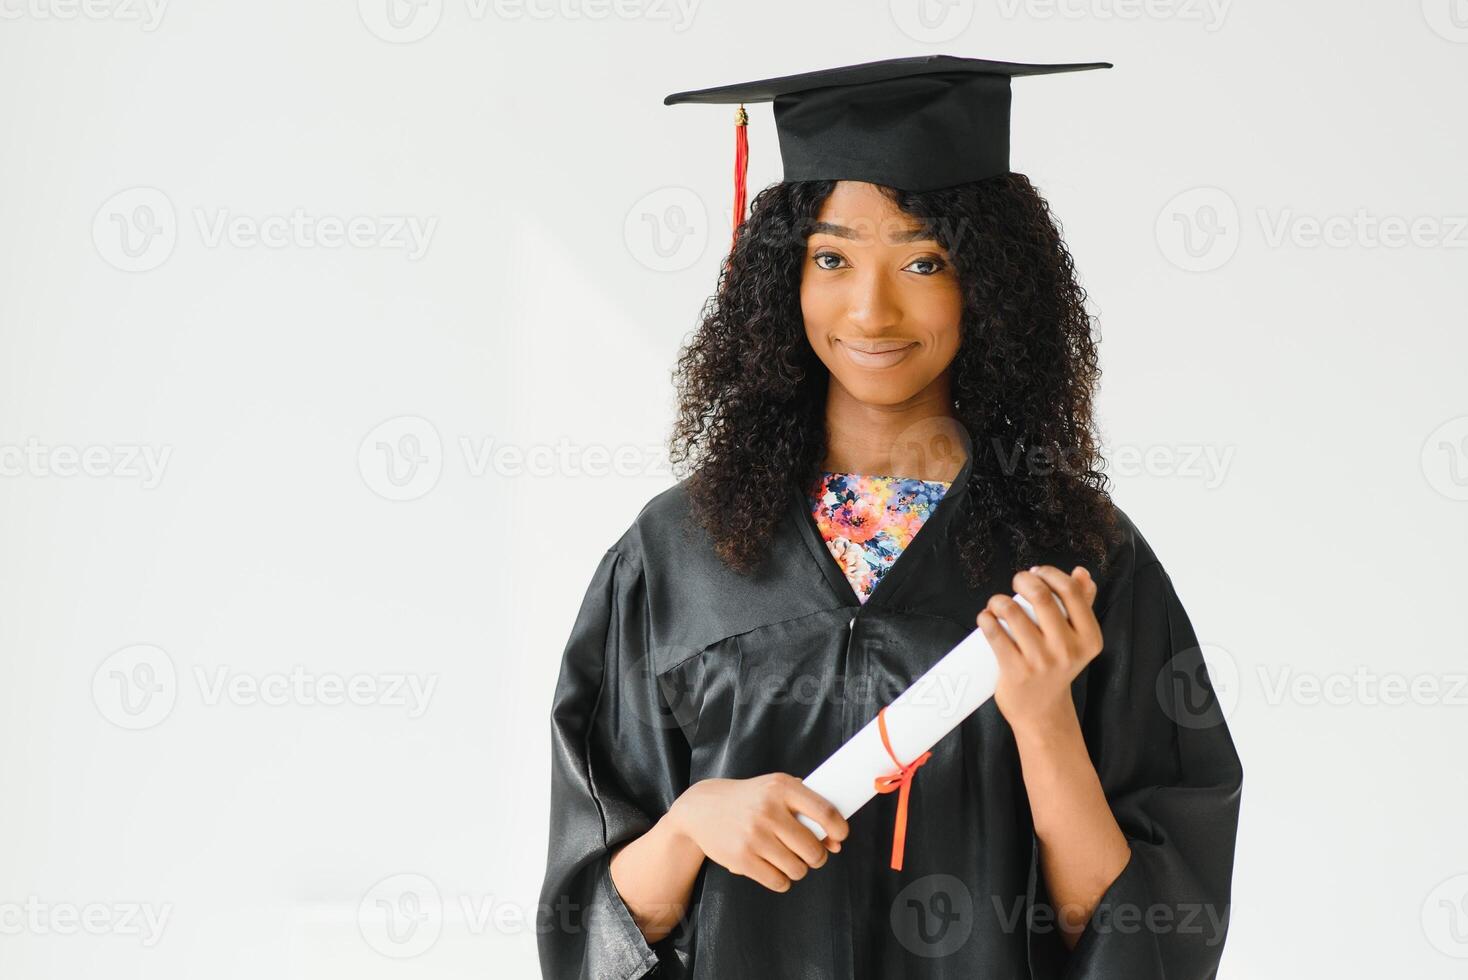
xmin=800 ymin=180 xmax=964 ymax=407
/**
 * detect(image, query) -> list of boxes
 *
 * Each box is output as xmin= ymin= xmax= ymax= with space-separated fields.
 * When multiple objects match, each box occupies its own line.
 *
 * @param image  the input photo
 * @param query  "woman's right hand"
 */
xmin=666 ymin=774 xmax=849 ymax=893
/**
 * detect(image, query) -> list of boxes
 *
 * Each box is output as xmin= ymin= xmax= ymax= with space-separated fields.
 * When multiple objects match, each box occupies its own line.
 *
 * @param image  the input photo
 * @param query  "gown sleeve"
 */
xmin=1026 ymin=558 xmax=1244 ymax=980
xmin=537 ymin=546 xmax=693 ymax=980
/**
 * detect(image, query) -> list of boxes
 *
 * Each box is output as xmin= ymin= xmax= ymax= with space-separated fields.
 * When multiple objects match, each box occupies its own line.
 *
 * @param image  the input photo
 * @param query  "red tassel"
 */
xmin=730 ymin=103 xmax=749 ymax=253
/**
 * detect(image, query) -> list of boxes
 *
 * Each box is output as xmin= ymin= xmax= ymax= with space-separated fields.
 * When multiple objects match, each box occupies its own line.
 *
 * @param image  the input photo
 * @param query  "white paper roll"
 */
xmin=797 ymin=588 xmax=1067 ymax=839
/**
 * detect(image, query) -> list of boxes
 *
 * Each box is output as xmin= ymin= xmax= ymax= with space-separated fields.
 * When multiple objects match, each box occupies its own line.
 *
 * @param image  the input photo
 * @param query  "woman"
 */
xmin=538 ymin=56 xmax=1243 ymax=980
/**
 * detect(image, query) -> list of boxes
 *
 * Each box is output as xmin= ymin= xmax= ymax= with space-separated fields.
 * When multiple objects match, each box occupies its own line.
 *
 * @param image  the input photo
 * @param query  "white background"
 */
xmin=1 ymin=1 xmax=1466 ymax=976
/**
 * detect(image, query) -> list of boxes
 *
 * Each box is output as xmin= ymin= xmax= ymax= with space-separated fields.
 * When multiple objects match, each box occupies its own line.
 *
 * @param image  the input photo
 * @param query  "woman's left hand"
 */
xmin=978 ymin=565 xmax=1104 ymax=738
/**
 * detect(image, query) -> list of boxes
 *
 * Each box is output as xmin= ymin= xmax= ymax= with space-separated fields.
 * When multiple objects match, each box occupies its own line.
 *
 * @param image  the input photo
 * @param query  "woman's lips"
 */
xmin=837 ymin=340 xmax=918 ymax=369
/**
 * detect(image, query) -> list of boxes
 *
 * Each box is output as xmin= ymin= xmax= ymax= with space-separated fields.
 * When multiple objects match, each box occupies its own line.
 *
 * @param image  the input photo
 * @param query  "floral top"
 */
xmin=806 ymin=471 xmax=951 ymax=603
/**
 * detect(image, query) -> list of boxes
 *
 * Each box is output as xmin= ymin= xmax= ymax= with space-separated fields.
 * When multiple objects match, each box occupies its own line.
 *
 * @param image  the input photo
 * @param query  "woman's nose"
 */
xmin=843 ymin=269 xmax=902 ymax=332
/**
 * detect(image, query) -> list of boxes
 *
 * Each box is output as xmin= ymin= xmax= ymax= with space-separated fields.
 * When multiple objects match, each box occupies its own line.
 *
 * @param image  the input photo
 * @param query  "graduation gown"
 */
xmin=537 ymin=453 xmax=1243 ymax=979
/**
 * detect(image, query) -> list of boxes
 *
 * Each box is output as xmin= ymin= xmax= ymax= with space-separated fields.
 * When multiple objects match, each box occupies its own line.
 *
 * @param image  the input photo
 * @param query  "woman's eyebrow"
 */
xmin=808 ymin=221 xmax=936 ymax=243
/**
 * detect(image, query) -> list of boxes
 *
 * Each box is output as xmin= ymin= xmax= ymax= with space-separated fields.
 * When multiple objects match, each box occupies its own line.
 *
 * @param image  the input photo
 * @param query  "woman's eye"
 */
xmin=813 ymin=251 xmax=845 ymax=271
xmin=906 ymin=256 xmax=946 ymax=275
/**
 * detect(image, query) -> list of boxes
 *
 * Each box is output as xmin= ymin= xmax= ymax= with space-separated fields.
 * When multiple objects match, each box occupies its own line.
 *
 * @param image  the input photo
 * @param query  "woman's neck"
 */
xmin=819 ymin=375 xmax=967 ymax=483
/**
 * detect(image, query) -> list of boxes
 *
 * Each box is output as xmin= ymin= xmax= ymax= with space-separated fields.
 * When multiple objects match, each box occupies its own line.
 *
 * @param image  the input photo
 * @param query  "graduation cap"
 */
xmin=664 ymin=55 xmax=1112 ymax=250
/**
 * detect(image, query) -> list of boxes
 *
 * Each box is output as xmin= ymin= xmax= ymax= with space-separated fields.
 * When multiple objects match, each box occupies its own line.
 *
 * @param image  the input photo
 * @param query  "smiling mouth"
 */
xmin=837 ymin=339 xmax=918 ymax=368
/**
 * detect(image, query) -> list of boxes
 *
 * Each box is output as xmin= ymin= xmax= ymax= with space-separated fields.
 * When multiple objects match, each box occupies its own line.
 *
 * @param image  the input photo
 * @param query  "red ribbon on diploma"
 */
xmin=872 ymin=705 xmax=933 ymax=871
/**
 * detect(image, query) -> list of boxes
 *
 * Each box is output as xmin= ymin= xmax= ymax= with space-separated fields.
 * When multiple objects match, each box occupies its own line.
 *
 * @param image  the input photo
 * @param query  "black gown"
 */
xmin=537 ymin=452 xmax=1244 ymax=979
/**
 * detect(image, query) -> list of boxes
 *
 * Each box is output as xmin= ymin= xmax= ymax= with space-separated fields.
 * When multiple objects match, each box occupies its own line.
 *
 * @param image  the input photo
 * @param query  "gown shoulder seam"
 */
xmin=1093 ymin=556 xmax=1163 ymax=621
xmin=656 ymin=605 xmax=852 ymax=675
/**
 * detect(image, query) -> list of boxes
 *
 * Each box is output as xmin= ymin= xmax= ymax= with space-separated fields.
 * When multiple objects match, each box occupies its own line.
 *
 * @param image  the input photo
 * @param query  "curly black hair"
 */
xmin=668 ymin=174 xmax=1121 ymax=590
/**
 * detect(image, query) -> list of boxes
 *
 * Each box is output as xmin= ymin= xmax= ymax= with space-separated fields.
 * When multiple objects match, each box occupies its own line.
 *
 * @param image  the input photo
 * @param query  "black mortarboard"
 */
xmin=664 ymin=55 xmax=1112 ymax=249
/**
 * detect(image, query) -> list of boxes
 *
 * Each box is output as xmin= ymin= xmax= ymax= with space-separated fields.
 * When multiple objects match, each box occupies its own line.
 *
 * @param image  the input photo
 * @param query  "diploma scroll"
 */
xmin=797 ymin=588 xmax=1068 ymax=841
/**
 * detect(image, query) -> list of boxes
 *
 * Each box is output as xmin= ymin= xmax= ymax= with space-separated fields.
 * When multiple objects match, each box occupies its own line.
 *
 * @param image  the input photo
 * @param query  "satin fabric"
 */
xmin=537 ymin=453 xmax=1243 ymax=979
